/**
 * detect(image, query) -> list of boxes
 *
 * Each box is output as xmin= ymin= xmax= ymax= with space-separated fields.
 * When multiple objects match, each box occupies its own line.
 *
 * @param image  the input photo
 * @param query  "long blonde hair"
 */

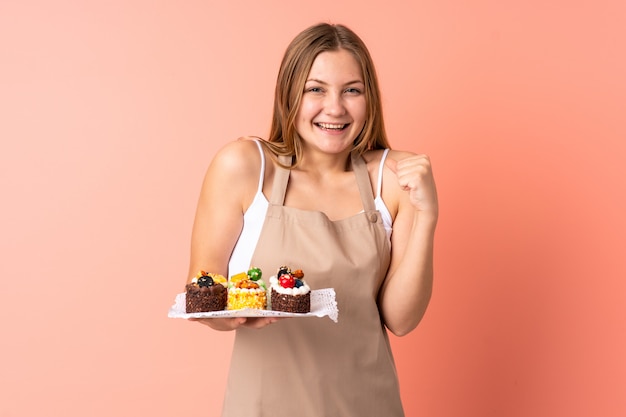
xmin=262 ymin=23 xmax=390 ymax=167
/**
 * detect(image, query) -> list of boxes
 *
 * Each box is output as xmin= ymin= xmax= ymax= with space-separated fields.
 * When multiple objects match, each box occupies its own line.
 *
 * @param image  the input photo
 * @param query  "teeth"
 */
xmin=317 ymin=123 xmax=346 ymax=130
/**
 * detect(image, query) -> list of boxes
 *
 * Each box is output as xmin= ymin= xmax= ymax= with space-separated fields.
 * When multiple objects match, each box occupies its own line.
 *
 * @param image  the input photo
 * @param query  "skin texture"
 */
xmin=187 ymin=49 xmax=438 ymax=335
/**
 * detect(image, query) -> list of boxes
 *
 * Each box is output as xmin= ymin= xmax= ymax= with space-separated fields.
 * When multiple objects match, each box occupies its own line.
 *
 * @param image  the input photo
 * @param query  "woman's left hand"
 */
xmin=386 ymin=154 xmax=438 ymax=215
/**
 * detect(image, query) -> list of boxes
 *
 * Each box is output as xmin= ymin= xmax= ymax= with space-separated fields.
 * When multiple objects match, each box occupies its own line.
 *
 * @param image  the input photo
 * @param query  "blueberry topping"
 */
xmin=198 ymin=275 xmax=214 ymax=287
xmin=294 ymin=279 xmax=304 ymax=288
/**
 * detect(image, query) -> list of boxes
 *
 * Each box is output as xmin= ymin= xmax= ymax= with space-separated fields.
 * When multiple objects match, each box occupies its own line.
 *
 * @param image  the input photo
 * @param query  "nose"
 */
xmin=323 ymin=91 xmax=346 ymax=117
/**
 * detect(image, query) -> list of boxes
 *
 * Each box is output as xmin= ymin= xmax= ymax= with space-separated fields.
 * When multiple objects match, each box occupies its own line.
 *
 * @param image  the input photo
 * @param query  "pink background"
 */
xmin=1 ymin=1 xmax=625 ymax=416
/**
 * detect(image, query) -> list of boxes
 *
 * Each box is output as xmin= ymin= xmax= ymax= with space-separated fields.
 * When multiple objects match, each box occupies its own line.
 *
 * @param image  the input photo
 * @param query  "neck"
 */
xmin=297 ymin=148 xmax=353 ymax=175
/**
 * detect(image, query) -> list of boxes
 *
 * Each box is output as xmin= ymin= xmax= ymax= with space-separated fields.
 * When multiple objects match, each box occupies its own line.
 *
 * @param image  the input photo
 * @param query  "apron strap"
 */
xmin=270 ymin=152 xmax=377 ymax=215
xmin=270 ymin=155 xmax=292 ymax=205
xmin=351 ymin=151 xmax=377 ymax=213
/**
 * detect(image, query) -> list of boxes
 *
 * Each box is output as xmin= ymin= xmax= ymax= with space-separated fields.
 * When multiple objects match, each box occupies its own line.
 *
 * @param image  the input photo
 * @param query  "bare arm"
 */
xmin=185 ymin=139 xmax=278 ymax=330
xmin=378 ymin=151 xmax=439 ymax=336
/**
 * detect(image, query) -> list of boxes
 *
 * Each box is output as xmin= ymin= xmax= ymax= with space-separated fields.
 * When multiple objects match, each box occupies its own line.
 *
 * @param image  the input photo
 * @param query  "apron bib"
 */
xmin=222 ymin=152 xmax=404 ymax=417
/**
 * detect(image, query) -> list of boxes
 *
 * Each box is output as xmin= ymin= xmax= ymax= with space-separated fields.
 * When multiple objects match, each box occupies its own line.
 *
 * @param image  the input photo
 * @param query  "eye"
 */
xmin=344 ymin=87 xmax=362 ymax=95
xmin=305 ymin=86 xmax=323 ymax=93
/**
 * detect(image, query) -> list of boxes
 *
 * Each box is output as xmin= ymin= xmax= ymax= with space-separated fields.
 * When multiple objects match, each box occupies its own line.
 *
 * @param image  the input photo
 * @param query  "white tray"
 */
xmin=168 ymin=288 xmax=338 ymax=322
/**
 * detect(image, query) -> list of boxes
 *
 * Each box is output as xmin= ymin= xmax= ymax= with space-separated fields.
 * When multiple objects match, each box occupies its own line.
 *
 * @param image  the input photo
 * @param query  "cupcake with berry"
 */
xmin=227 ymin=267 xmax=268 ymax=310
xmin=269 ymin=266 xmax=311 ymax=313
xmin=185 ymin=271 xmax=228 ymax=313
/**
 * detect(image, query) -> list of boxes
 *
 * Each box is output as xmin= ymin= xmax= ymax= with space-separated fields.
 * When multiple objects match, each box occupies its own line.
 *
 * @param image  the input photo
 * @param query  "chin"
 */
xmin=305 ymin=135 xmax=358 ymax=153
xmin=315 ymin=141 xmax=355 ymax=155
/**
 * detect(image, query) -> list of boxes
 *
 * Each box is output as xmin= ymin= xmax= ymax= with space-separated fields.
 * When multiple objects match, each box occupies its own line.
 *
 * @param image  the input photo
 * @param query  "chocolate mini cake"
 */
xmin=185 ymin=272 xmax=227 ymax=313
xmin=269 ymin=266 xmax=311 ymax=314
xmin=271 ymin=288 xmax=311 ymax=313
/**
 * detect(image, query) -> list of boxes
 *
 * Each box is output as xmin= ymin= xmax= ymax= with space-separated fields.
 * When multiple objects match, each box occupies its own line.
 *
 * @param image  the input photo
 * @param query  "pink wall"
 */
xmin=1 ymin=1 xmax=624 ymax=416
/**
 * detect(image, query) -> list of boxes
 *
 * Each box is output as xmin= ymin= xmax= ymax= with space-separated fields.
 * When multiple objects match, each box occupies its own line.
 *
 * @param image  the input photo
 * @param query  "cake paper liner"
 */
xmin=168 ymin=288 xmax=338 ymax=323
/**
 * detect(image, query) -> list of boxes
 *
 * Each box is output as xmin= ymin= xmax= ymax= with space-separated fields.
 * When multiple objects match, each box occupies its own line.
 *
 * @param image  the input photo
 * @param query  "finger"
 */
xmin=385 ymin=158 xmax=412 ymax=190
xmin=242 ymin=317 xmax=271 ymax=329
xmin=189 ymin=316 xmax=247 ymax=331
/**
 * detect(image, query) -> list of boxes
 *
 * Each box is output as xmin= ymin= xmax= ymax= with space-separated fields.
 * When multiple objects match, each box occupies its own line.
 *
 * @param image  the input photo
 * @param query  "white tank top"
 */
xmin=228 ymin=141 xmax=393 ymax=276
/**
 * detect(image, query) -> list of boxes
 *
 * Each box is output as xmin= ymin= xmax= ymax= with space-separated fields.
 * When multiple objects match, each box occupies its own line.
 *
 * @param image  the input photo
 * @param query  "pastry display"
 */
xmin=227 ymin=267 xmax=268 ymax=310
xmin=269 ymin=266 xmax=311 ymax=313
xmin=185 ymin=271 xmax=228 ymax=313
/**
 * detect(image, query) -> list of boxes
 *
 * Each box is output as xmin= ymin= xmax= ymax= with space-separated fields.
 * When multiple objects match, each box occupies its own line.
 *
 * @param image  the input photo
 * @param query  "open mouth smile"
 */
xmin=315 ymin=122 xmax=349 ymax=131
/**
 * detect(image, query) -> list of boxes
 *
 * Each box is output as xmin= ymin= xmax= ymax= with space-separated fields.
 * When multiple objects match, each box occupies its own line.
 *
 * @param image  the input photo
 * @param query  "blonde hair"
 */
xmin=262 ymin=23 xmax=390 ymax=166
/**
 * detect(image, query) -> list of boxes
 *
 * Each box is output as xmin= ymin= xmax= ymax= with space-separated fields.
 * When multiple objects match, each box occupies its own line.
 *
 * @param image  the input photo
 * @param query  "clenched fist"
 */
xmin=386 ymin=154 xmax=438 ymax=215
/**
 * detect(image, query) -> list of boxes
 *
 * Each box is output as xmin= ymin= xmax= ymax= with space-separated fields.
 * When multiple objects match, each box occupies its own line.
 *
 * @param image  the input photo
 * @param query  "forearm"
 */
xmin=379 ymin=211 xmax=437 ymax=336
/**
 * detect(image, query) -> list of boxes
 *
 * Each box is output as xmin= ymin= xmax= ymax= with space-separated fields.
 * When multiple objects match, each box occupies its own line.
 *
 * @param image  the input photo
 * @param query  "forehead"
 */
xmin=306 ymin=49 xmax=363 ymax=82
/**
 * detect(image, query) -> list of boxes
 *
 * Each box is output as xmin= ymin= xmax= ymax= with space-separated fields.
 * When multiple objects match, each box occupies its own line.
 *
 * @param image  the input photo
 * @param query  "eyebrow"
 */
xmin=305 ymin=78 xmax=364 ymax=85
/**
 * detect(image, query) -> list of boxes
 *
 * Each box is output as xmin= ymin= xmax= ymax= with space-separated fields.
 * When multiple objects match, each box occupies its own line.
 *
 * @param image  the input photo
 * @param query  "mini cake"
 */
xmin=227 ymin=267 xmax=268 ymax=310
xmin=269 ymin=266 xmax=311 ymax=313
xmin=185 ymin=271 xmax=228 ymax=313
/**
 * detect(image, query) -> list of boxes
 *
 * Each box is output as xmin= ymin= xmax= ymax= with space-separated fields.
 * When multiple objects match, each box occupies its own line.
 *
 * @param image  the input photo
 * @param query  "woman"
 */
xmin=186 ymin=22 xmax=438 ymax=417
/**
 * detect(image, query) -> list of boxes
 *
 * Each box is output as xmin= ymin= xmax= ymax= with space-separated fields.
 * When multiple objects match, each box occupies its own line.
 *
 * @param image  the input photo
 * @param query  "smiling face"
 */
xmin=295 ymin=49 xmax=367 ymax=157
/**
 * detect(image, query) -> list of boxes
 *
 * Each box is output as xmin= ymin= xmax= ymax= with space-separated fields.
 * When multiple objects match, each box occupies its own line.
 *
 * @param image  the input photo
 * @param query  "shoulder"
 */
xmin=199 ymin=138 xmax=265 ymax=204
xmin=203 ymin=138 xmax=265 ymax=184
xmin=361 ymin=148 xmax=418 ymax=165
xmin=386 ymin=149 xmax=420 ymax=161
xmin=361 ymin=148 xmax=419 ymax=178
xmin=210 ymin=138 xmax=262 ymax=171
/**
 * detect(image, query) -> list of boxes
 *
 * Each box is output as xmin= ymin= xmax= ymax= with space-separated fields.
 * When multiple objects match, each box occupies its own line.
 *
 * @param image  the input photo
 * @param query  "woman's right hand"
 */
xmin=189 ymin=316 xmax=284 ymax=331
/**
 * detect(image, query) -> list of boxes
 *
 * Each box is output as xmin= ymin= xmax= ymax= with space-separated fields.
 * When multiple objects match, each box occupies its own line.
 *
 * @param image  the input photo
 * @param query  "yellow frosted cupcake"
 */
xmin=227 ymin=267 xmax=267 ymax=310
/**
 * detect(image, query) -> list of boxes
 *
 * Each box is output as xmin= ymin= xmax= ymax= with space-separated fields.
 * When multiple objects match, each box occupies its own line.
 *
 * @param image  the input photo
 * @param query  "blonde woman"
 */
xmin=185 ymin=22 xmax=438 ymax=417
